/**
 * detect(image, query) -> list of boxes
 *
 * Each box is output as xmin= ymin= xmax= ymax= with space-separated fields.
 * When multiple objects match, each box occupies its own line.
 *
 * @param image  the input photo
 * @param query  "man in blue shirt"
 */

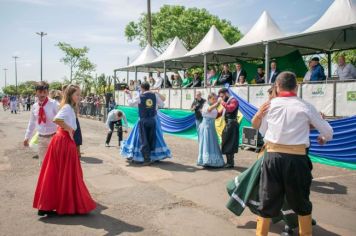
xmin=310 ymin=57 xmax=326 ymax=82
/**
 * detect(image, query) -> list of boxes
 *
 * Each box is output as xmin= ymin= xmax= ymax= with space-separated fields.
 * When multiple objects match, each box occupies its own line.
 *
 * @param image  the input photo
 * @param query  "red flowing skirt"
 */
xmin=33 ymin=128 xmax=96 ymax=214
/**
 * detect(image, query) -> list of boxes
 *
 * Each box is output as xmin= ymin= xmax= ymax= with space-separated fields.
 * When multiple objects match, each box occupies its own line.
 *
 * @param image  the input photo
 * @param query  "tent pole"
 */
xmin=135 ymin=67 xmax=138 ymax=83
xmin=163 ymin=61 xmax=166 ymax=88
xmin=264 ymin=42 xmax=269 ymax=84
xmin=327 ymin=52 xmax=332 ymax=79
xmin=127 ymin=56 xmax=130 ymax=82
xmin=204 ymin=54 xmax=207 ymax=88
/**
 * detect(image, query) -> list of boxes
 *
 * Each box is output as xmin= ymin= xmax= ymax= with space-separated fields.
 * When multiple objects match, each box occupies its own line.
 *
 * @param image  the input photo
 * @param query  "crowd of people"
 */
xmin=123 ymin=55 xmax=356 ymax=91
xmin=1 ymin=95 xmax=36 ymax=113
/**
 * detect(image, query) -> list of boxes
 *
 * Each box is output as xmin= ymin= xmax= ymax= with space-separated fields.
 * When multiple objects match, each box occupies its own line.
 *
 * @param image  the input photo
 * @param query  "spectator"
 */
xmin=143 ymin=76 xmax=148 ymax=83
xmin=208 ymin=68 xmax=220 ymax=87
xmin=254 ymin=66 xmax=265 ymax=84
xmin=182 ymin=72 xmax=193 ymax=88
xmin=148 ymin=76 xmax=155 ymax=88
xmin=26 ymin=95 xmax=31 ymax=111
xmin=236 ymin=76 xmax=248 ymax=85
xmin=310 ymin=57 xmax=326 ymax=82
xmin=190 ymin=91 xmax=206 ymax=131
xmin=172 ymin=73 xmax=183 ymax=88
xmin=303 ymin=60 xmax=313 ymax=82
xmin=108 ymin=97 xmax=116 ymax=112
xmin=218 ymin=64 xmax=233 ymax=85
xmin=128 ymin=80 xmax=136 ymax=91
xmin=188 ymin=72 xmax=202 ymax=88
xmin=336 ymin=55 xmax=356 ymax=80
xmin=268 ymin=61 xmax=280 ymax=84
xmin=233 ymin=63 xmax=247 ymax=85
xmin=153 ymin=71 xmax=163 ymax=89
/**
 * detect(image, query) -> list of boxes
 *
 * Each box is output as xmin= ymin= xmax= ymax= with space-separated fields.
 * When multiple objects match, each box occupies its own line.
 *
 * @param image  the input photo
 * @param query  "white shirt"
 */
xmin=336 ymin=63 xmax=356 ymax=80
xmin=54 ymin=104 xmax=77 ymax=130
xmin=259 ymin=96 xmax=333 ymax=147
xmin=105 ymin=109 xmax=129 ymax=129
xmin=25 ymin=98 xmax=59 ymax=139
xmin=202 ymin=103 xmax=218 ymax=119
xmin=303 ymin=70 xmax=312 ymax=82
xmin=153 ymin=76 xmax=163 ymax=89
xmin=127 ymin=91 xmax=164 ymax=109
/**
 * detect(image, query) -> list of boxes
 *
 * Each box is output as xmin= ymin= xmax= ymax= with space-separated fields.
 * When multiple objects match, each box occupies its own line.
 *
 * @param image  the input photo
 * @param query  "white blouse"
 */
xmin=202 ymin=103 xmax=218 ymax=119
xmin=54 ymin=104 xmax=77 ymax=130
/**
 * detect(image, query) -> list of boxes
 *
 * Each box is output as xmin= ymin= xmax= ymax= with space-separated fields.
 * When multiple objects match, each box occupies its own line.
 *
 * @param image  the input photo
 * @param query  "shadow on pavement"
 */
xmin=311 ymin=181 xmax=347 ymax=195
xmin=39 ymin=204 xmax=144 ymax=236
xmin=238 ymin=220 xmax=341 ymax=236
xmin=147 ymin=161 xmax=199 ymax=173
xmin=80 ymin=156 xmax=104 ymax=164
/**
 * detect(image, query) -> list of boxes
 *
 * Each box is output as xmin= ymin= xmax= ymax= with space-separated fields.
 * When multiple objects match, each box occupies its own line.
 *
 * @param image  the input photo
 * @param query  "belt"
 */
xmin=266 ymin=142 xmax=306 ymax=155
xmin=39 ymin=133 xmax=56 ymax=138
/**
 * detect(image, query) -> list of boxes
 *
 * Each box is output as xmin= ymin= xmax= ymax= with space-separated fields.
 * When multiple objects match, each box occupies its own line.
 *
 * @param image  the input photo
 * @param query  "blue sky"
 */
xmin=0 ymin=0 xmax=336 ymax=85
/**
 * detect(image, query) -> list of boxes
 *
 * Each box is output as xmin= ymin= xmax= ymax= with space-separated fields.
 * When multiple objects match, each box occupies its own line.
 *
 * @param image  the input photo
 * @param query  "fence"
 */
xmin=79 ymin=102 xmax=106 ymax=120
xmin=115 ymin=80 xmax=356 ymax=117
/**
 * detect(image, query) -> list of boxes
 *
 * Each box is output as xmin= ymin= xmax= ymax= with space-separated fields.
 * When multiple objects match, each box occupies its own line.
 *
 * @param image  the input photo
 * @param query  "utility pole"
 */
xmin=13 ymin=56 xmax=19 ymax=95
xmin=36 ymin=32 xmax=47 ymax=81
xmin=147 ymin=0 xmax=152 ymax=46
xmin=3 ymin=68 xmax=8 ymax=87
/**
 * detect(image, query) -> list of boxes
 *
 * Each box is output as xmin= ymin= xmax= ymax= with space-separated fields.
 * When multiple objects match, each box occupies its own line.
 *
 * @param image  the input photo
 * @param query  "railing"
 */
xmin=115 ymin=80 xmax=356 ymax=117
xmin=78 ymin=102 xmax=106 ymax=121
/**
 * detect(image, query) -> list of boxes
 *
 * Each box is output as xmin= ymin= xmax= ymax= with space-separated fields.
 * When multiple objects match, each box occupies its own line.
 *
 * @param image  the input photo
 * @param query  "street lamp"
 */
xmin=36 ymin=32 xmax=47 ymax=81
xmin=3 ymin=68 xmax=8 ymax=87
xmin=13 ymin=56 xmax=19 ymax=94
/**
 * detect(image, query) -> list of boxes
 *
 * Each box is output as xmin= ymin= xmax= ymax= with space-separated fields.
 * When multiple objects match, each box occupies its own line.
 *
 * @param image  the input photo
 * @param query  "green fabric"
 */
xmin=309 ymin=155 xmax=356 ymax=170
xmin=182 ymin=77 xmax=193 ymax=87
xmin=209 ymin=72 xmax=221 ymax=84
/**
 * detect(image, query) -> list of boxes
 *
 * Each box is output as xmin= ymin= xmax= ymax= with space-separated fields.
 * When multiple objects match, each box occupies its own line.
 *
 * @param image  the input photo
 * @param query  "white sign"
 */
xmin=335 ymin=82 xmax=356 ymax=116
xmin=159 ymin=89 xmax=170 ymax=108
xmin=116 ymin=91 xmax=125 ymax=106
xmin=182 ymin=89 xmax=195 ymax=110
xmin=230 ymin=86 xmax=248 ymax=101
xmin=170 ymin=89 xmax=182 ymax=109
xmin=302 ymin=83 xmax=334 ymax=116
xmin=195 ymin=88 xmax=211 ymax=100
xmin=249 ymin=85 xmax=270 ymax=108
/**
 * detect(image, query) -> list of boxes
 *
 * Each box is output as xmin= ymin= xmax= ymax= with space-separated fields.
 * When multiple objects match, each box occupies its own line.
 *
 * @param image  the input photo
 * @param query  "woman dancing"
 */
xmin=33 ymin=84 xmax=96 ymax=216
xmin=197 ymin=93 xmax=224 ymax=168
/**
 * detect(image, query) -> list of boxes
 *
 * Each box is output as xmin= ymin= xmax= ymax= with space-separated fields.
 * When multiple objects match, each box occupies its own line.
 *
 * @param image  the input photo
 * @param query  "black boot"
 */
xmin=38 ymin=210 xmax=57 ymax=216
xmin=224 ymin=155 xmax=234 ymax=168
xmin=143 ymin=154 xmax=151 ymax=166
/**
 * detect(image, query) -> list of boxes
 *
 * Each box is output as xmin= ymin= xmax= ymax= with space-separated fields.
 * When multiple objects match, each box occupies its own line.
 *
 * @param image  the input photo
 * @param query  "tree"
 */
xmin=2 ymin=85 xmax=17 ymax=95
xmin=333 ymin=50 xmax=356 ymax=66
xmin=49 ymin=81 xmax=63 ymax=90
xmin=56 ymin=42 xmax=90 ymax=82
xmin=125 ymin=5 xmax=242 ymax=52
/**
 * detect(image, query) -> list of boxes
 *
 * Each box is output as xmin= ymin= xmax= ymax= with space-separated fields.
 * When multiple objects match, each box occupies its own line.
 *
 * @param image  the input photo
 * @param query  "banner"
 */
xmin=230 ymin=86 xmax=248 ymax=101
xmin=159 ymin=89 xmax=170 ymax=108
xmin=302 ymin=83 xmax=334 ymax=116
xmin=248 ymin=85 xmax=270 ymax=108
xmin=181 ymin=89 xmax=195 ymax=110
xmin=335 ymin=82 xmax=356 ymax=116
xmin=169 ymin=89 xmax=182 ymax=109
xmin=116 ymin=91 xmax=125 ymax=106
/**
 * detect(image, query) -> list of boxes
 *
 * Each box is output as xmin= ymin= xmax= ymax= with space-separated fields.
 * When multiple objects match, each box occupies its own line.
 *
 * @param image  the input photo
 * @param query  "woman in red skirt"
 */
xmin=33 ymin=85 xmax=96 ymax=216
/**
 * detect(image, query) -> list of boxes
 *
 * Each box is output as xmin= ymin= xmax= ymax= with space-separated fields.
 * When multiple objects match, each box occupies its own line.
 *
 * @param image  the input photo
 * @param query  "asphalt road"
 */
xmin=0 ymin=109 xmax=355 ymax=236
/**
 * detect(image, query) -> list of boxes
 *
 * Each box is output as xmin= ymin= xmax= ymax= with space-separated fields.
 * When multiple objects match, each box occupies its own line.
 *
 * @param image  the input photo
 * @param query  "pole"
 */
xmin=327 ymin=52 xmax=332 ymax=79
xmin=127 ymin=56 xmax=130 ymax=82
xmin=13 ymin=56 xmax=19 ymax=95
xmin=163 ymin=61 xmax=166 ymax=88
xmin=135 ymin=67 xmax=138 ymax=83
xmin=3 ymin=68 xmax=7 ymax=87
xmin=36 ymin=32 xmax=47 ymax=81
xmin=264 ymin=42 xmax=269 ymax=84
xmin=203 ymin=54 xmax=207 ymax=88
xmin=147 ymin=0 xmax=152 ymax=46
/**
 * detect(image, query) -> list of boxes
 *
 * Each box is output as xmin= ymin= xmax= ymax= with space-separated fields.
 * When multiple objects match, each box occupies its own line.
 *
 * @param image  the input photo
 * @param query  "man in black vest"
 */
xmin=218 ymin=88 xmax=239 ymax=168
xmin=126 ymin=82 xmax=165 ymax=164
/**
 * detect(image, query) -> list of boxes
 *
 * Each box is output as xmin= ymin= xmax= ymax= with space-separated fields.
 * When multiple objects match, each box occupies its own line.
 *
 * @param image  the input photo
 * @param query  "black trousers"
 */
xmin=26 ymin=104 xmax=31 ymax=111
xmin=221 ymin=119 xmax=239 ymax=155
xmin=138 ymin=117 xmax=156 ymax=158
xmin=258 ymin=152 xmax=313 ymax=218
xmin=105 ymin=120 xmax=123 ymax=145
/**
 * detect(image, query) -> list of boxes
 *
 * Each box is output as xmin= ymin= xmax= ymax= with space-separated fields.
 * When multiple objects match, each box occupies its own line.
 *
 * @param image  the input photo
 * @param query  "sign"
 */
xmin=181 ymin=89 xmax=195 ymax=109
xmin=169 ymin=89 xmax=182 ymax=109
xmin=249 ymin=85 xmax=270 ymax=108
xmin=347 ymin=91 xmax=356 ymax=101
xmin=302 ymin=83 xmax=333 ymax=116
xmin=311 ymin=86 xmax=326 ymax=97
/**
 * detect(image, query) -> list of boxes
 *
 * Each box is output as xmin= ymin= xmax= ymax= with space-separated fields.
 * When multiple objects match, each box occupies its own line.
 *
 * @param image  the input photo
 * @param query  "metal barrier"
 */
xmin=79 ymin=102 xmax=106 ymax=121
xmin=115 ymin=80 xmax=356 ymax=117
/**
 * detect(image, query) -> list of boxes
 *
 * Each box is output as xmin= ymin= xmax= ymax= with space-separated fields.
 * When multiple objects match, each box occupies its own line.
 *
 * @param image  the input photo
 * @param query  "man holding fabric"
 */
xmin=218 ymin=88 xmax=239 ymax=168
xmin=256 ymin=72 xmax=333 ymax=236
xmin=24 ymin=81 xmax=59 ymax=165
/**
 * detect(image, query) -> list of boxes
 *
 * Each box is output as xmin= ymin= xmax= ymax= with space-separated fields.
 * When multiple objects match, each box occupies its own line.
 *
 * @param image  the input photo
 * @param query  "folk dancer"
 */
xmin=24 ymin=82 xmax=59 ymax=165
xmin=217 ymin=88 xmax=239 ymax=168
xmin=255 ymin=72 xmax=333 ymax=236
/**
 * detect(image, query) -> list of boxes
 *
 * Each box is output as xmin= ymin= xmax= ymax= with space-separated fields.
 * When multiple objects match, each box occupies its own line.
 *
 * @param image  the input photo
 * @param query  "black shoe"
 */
xmin=280 ymin=225 xmax=293 ymax=236
xmin=105 ymin=143 xmax=109 ymax=147
xmin=38 ymin=210 xmax=56 ymax=216
xmin=224 ymin=163 xmax=234 ymax=168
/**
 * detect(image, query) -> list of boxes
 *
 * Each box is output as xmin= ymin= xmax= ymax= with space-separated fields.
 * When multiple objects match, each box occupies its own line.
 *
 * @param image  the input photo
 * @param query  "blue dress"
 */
xmin=197 ymin=105 xmax=224 ymax=167
xmin=120 ymin=116 xmax=172 ymax=162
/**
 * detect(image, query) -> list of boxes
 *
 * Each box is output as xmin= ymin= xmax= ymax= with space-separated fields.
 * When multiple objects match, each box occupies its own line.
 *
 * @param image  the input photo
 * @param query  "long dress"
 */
xmin=33 ymin=104 xmax=96 ymax=215
xmin=120 ymin=116 xmax=172 ymax=162
xmin=197 ymin=104 xmax=225 ymax=167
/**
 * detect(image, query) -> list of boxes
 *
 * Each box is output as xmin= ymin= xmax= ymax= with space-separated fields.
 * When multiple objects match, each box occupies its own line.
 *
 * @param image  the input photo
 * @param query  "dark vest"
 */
xmin=225 ymin=98 xmax=238 ymax=120
xmin=138 ymin=92 xmax=157 ymax=119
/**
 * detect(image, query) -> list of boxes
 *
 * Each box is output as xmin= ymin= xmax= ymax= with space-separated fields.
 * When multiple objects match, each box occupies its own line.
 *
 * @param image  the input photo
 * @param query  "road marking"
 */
xmin=313 ymin=173 xmax=356 ymax=181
